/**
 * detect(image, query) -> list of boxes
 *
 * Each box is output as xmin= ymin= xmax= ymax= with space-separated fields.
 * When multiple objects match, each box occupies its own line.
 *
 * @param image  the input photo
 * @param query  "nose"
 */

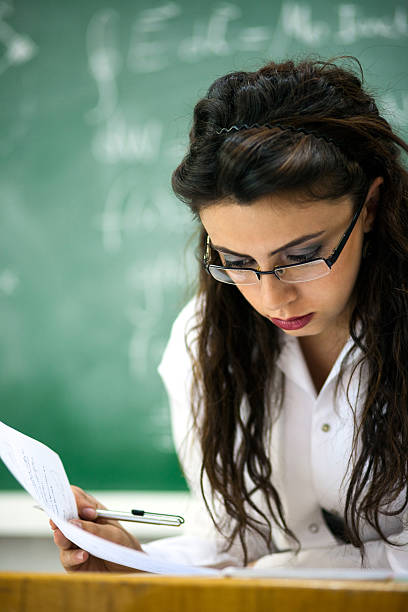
xmin=259 ymin=272 xmax=297 ymax=314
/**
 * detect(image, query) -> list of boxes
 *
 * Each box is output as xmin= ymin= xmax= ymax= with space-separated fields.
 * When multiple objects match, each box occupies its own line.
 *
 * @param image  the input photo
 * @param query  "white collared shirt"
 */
xmin=144 ymin=297 xmax=408 ymax=570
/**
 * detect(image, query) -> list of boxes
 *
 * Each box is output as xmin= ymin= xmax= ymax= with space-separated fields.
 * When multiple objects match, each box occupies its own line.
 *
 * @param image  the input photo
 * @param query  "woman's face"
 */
xmin=200 ymin=181 xmax=380 ymax=346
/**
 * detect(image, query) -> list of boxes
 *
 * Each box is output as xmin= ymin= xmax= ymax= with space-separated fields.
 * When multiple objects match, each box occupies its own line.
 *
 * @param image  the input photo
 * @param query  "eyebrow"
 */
xmin=212 ymin=231 xmax=326 ymax=258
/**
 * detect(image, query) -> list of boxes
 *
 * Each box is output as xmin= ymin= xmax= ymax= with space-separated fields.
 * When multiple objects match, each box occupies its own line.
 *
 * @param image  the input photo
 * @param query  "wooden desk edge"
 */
xmin=2 ymin=572 xmax=408 ymax=612
xmin=1 ymin=571 xmax=408 ymax=591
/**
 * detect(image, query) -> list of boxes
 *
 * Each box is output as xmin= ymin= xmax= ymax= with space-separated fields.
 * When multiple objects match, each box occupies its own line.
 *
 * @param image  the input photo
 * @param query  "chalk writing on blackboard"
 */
xmin=86 ymin=9 xmax=164 ymax=163
xmin=239 ymin=26 xmax=271 ymax=51
xmin=337 ymin=5 xmax=408 ymax=44
xmin=0 ymin=1 xmax=37 ymax=76
xmin=126 ymin=252 xmax=191 ymax=291
xmin=281 ymin=3 xmax=408 ymax=45
xmin=281 ymin=3 xmax=329 ymax=44
xmin=127 ymin=2 xmax=181 ymax=73
xmin=86 ymin=8 xmax=120 ymax=124
xmin=150 ymin=402 xmax=174 ymax=452
xmin=92 ymin=112 xmax=162 ymax=164
xmin=126 ymin=251 xmax=192 ymax=378
xmin=178 ymin=3 xmax=241 ymax=62
xmin=127 ymin=274 xmax=164 ymax=378
xmin=86 ymin=2 xmax=408 ymax=82
xmin=99 ymin=173 xmax=190 ymax=253
xmin=0 ymin=269 xmax=19 ymax=296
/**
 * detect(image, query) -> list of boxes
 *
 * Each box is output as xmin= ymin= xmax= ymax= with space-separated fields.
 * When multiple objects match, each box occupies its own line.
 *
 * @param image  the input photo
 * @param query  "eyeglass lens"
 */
xmin=209 ymin=259 xmax=331 ymax=285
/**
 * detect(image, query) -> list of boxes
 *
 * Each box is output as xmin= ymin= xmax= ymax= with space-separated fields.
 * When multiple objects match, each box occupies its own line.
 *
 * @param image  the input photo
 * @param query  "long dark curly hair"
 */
xmin=171 ymin=57 xmax=408 ymax=564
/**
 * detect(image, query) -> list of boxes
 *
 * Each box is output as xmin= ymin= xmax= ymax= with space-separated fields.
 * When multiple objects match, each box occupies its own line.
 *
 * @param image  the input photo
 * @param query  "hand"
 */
xmin=50 ymin=485 xmax=144 ymax=572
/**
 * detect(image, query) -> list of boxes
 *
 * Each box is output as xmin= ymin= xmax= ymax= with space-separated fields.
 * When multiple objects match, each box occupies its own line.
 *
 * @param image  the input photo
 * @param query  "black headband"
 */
xmin=215 ymin=122 xmax=339 ymax=149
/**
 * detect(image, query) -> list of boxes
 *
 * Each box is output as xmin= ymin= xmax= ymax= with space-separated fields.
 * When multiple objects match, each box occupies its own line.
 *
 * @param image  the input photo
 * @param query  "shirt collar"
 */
xmin=276 ymin=330 xmax=362 ymax=399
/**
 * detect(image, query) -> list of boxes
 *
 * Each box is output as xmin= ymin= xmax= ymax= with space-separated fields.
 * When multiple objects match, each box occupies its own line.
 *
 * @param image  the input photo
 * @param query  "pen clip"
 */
xmin=131 ymin=509 xmax=185 ymax=525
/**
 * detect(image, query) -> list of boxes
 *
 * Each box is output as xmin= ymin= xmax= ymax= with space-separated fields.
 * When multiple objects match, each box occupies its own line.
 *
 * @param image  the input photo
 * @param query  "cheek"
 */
xmin=330 ymin=238 xmax=363 ymax=296
xmin=313 ymin=242 xmax=363 ymax=310
xmin=235 ymin=285 xmax=259 ymax=309
xmin=235 ymin=284 xmax=279 ymax=316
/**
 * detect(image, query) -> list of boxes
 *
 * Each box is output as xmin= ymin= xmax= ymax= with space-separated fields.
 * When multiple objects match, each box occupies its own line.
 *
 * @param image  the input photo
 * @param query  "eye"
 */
xmin=286 ymin=245 xmax=322 ymax=264
xmin=221 ymin=253 xmax=255 ymax=268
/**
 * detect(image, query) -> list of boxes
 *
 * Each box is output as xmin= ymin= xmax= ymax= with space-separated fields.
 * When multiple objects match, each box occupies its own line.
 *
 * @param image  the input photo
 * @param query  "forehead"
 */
xmin=200 ymin=193 xmax=352 ymax=252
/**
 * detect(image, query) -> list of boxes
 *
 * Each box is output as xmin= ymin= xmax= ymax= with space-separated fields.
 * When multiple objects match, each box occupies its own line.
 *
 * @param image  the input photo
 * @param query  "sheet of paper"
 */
xmin=0 ymin=421 xmax=78 ymax=520
xmin=0 ymin=421 xmax=217 ymax=576
xmin=52 ymin=516 xmax=217 ymax=575
xmin=223 ymin=567 xmax=399 ymax=580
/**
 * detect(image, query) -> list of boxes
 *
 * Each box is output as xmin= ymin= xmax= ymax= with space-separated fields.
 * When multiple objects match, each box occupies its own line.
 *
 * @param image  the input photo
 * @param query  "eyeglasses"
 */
xmin=203 ymin=193 xmax=367 ymax=285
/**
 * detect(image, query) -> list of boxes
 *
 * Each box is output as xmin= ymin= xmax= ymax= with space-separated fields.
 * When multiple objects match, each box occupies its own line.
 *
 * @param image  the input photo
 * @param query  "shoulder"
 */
xmin=168 ymin=294 xmax=202 ymax=343
xmin=161 ymin=294 xmax=202 ymax=362
xmin=158 ymin=294 xmax=203 ymax=403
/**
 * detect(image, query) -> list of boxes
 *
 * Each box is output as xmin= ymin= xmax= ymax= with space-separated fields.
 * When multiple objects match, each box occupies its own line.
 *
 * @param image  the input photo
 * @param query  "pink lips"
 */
xmin=269 ymin=312 xmax=314 ymax=330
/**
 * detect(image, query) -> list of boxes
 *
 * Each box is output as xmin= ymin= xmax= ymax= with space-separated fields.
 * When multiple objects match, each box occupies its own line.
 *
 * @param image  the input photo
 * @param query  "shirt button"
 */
xmin=321 ymin=423 xmax=331 ymax=432
xmin=308 ymin=523 xmax=319 ymax=533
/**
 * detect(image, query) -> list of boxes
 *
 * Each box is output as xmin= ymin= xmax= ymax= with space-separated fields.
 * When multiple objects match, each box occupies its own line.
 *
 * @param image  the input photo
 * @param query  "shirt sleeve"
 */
xmin=143 ymin=298 xmax=242 ymax=568
xmin=383 ymin=517 xmax=408 ymax=572
xmin=252 ymin=522 xmax=408 ymax=571
xmin=252 ymin=540 xmax=391 ymax=570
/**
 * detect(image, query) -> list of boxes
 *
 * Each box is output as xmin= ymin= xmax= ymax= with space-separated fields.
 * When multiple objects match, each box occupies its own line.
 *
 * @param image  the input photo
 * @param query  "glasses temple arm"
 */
xmin=325 ymin=195 xmax=367 ymax=267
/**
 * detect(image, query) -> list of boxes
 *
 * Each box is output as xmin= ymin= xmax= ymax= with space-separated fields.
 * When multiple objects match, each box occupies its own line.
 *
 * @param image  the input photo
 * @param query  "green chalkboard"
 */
xmin=1 ymin=0 xmax=407 ymax=490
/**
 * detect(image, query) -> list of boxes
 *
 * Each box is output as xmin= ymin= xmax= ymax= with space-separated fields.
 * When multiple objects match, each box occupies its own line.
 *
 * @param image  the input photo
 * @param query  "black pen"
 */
xmin=95 ymin=508 xmax=185 ymax=527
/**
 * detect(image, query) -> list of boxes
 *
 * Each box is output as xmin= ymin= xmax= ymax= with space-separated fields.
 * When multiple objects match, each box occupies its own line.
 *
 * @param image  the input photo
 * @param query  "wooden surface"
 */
xmin=1 ymin=572 xmax=408 ymax=612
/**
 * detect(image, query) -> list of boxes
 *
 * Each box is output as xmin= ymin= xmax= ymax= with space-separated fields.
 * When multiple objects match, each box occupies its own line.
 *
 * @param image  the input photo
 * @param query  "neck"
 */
xmin=298 ymin=325 xmax=349 ymax=394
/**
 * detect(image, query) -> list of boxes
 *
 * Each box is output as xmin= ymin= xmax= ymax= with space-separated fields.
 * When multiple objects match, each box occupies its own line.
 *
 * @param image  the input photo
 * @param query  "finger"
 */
xmin=54 ymin=518 xmax=96 ymax=550
xmin=71 ymin=485 xmax=100 ymax=506
xmin=79 ymin=506 xmax=98 ymax=520
xmin=71 ymin=485 xmax=106 ymax=517
xmin=60 ymin=547 xmax=89 ymax=570
xmin=49 ymin=519 xmax=57 ymax=531
xmin=71 ymin=518 xmax=114 ymax=538
xmin=53 ymin=527 xmax=78 ymax=551
xmin=68 ymin=517 xmax=142 ymax=551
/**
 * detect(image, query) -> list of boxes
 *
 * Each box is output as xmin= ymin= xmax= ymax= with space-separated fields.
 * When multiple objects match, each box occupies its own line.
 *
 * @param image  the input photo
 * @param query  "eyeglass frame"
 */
xmin=203 ymin=189 xmax=369 ymax=285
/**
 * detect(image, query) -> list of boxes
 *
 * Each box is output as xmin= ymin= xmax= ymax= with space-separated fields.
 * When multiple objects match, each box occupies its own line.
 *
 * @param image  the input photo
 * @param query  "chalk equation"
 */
xmin=127 ymin=275 xmax=166 ymax=380
xmin=87 ymin=3 xmax=408 ymax=80
xmin=91 ymin=111 xmax=162 ymax=164
xmin=98 ymin=170 xmax=191 ymax=253
xmin=126 ymin=250 xmax=194 ymax=377
xmin=0 ymin=268 xmax=19 ymax=296
xmin=149 ymin=401 xmax=175 ymax=452
xmin=86 ymin=8 xmax=168 ymax=164
xmin=0 ymin=1 xmax=37 ymax=76
xmin=281 ymin=3 xmax=407 ymax=45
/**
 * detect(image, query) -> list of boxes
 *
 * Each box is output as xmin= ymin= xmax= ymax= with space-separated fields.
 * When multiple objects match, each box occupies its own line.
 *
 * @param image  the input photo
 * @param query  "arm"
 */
xmin=152 ymin=298 xmax=265 ymax=568
xmin=252 ymin=518 xmax=408 ymax=571
xmin=251 ymin=540 xmax=392 ymax=570
xmin=384 ymin=518 xmax=408 ymax=572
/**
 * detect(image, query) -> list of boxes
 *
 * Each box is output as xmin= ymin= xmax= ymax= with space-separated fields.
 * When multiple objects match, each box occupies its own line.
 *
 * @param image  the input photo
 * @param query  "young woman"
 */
xmin=52 ymin=57 xmax=408 ymax=572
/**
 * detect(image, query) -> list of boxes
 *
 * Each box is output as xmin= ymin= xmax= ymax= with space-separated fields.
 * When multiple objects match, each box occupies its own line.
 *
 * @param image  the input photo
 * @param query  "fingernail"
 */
xmin=70 ymin=520 xmax=82 ymax=528
xmin=75 ymin=551 xmax=86 ymax=562
xmin=81 ymin=507 xmax=96 ymax=519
